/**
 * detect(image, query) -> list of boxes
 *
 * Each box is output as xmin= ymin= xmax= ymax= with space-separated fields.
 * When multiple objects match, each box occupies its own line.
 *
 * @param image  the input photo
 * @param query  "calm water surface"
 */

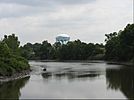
xmin=0 ymin=61 xmax=133 ymax=99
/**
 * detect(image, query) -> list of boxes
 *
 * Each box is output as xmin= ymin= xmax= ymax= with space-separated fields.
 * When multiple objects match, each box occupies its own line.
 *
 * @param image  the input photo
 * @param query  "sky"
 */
xmin=0 ymin=0 xmax=133 ymax=45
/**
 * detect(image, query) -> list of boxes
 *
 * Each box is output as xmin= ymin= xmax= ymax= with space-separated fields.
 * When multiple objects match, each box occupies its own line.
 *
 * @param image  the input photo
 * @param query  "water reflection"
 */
xmin=0 ymin=76 xmax=30 ymax=99
xmin=106 ymin=67 xmax=134 ymax=99
xmin=42 ymin=72 xmax=52 ymax=79
xmin=42 ymin=70 xmax=100 ymax=81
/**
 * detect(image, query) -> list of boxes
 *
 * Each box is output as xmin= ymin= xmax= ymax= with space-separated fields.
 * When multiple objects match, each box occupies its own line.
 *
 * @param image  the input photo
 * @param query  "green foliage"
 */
xmin=105 ymin=33 xmax=120 ymax=60
xmin=40 ymin=41 xmax=53 ymax=59
xmin=0 ymin=42 xmax=10 ymax=57
xmin=20 ymin=41 xmax=56 ymax=60
xmin=57 ymin=40 xmax=104 ymax=60
xmin=0 ymin=34 xmax=30 ymax=76
xmin=20 ymin=43 xmax=34 ymax=59
xmin=20 ymin=39 xmax=105 ymax=60
xmin=3 ymin=34 xmax=20 ymax=55
xmin=105 ymin=24 xmax=134 ymax=62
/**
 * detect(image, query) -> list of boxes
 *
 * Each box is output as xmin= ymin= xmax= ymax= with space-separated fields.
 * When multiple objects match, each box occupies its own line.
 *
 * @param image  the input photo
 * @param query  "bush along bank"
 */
xmin=0 ymin=34 xmax=30 ymax=77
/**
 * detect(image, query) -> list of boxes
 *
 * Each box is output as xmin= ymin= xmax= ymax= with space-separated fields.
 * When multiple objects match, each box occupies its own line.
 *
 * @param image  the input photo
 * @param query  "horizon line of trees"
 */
xmin=0 ymin=23 xmax=134 ymax=76
xmin=0 ymin=23 xmax=133 ymax=68
xmin=20 ymin=23 xmax=134 ymax=63
xmin=20 ymin=40 xmax=105 ymax=60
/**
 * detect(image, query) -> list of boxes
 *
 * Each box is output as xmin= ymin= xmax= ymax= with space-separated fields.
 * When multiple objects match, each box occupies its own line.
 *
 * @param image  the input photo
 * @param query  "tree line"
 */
xmin=20 ymin=40 xmax=105 ymax=60
xmin=20 ymin=23 xmax=134 ymax=63
xmin=0 ymin=23 xmax=134 ymax=76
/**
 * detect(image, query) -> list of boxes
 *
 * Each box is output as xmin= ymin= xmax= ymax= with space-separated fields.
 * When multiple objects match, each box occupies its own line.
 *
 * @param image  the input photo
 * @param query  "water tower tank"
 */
xmin=56 ymin=34 xmax=70 ymax=44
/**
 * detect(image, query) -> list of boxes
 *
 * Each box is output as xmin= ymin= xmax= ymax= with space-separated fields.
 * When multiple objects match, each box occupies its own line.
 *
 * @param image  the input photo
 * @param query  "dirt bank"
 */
xmin=0 ymin=69 xmax=31 ymax=83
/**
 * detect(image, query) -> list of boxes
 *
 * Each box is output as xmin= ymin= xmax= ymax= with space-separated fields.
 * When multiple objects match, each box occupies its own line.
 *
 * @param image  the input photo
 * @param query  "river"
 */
xmin=0 ymin=61 xmax=133 ymax=99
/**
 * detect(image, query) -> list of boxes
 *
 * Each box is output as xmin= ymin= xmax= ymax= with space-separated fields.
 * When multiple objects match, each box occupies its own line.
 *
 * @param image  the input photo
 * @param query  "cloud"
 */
xmin=0 ymin=0 xmax=95 ymax=6
xmin=0 ymin=0 xmax=133 ymax=45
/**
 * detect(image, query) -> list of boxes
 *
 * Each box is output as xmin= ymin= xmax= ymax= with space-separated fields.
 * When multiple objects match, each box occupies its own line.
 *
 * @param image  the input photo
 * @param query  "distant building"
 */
xmin=56 ymin=34 xmax=70 ymax=44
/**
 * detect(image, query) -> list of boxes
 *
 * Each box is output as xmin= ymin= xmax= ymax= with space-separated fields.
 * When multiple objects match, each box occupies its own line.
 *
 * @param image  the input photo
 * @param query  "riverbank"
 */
xmin=29 ymin=59 xmax=105 ymax=63
xmin=1 ymin=60 xmax=132 ymax=83
xmin=30 ymin=59 xmax=134 ymax=66
xmin=0 ymin=69 xmax=31 ymax=83
xmin=106 ymin=61 xmax=134 ymax=67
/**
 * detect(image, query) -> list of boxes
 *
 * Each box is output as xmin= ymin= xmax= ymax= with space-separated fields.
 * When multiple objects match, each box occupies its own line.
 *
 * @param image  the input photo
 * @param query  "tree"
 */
xmin=105 ymin=24 xmax=134 ymax=62
xmin=20 ymin=43 xmax=34 ymax=59
xmin=105 ymin=32 xmax=120 ymax=60
xmin=0 ymin=42 xmax=10 ymax=57
xmin=0 ymin=34 xmax=30 ymax=76
xmin=3 ymin=34 xmax=20 ymax=55
xmin=39 ymin=41 xmax=52 ymax=59
xmin=119 ymin=24 xmax=134 ymax=61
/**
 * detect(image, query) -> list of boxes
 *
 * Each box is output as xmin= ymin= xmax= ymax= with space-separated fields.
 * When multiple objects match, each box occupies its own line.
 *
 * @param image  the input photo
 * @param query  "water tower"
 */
xmin=56 ymin=34 xmax=70 ymax=44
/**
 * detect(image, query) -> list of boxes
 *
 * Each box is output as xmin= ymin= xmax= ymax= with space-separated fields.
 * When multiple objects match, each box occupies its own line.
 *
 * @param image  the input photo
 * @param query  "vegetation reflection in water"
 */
xmin=41 ymin=63 xmax=134 ymax=99
xmin=0 ymin=62 xmax=134 ymax=99
xmin=106 ymin=67 xmax=134 ymax=99
xmin=0 ymin=76 xmax=30 ymax=99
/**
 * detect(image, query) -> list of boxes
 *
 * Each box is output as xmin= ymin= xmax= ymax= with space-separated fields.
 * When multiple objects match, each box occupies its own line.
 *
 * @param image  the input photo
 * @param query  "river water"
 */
xmin=0 ymin=61 xmax=133 ymax=99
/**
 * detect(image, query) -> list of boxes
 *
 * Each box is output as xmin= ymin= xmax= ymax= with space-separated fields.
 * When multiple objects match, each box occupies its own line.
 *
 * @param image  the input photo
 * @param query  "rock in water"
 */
xmin=43 ymin=68 xmax=46 ymax=71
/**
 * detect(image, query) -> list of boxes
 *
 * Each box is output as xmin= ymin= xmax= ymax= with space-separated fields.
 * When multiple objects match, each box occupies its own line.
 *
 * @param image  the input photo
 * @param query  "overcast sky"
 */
xmin=0 ymin=0 xmax=133 ymax=45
